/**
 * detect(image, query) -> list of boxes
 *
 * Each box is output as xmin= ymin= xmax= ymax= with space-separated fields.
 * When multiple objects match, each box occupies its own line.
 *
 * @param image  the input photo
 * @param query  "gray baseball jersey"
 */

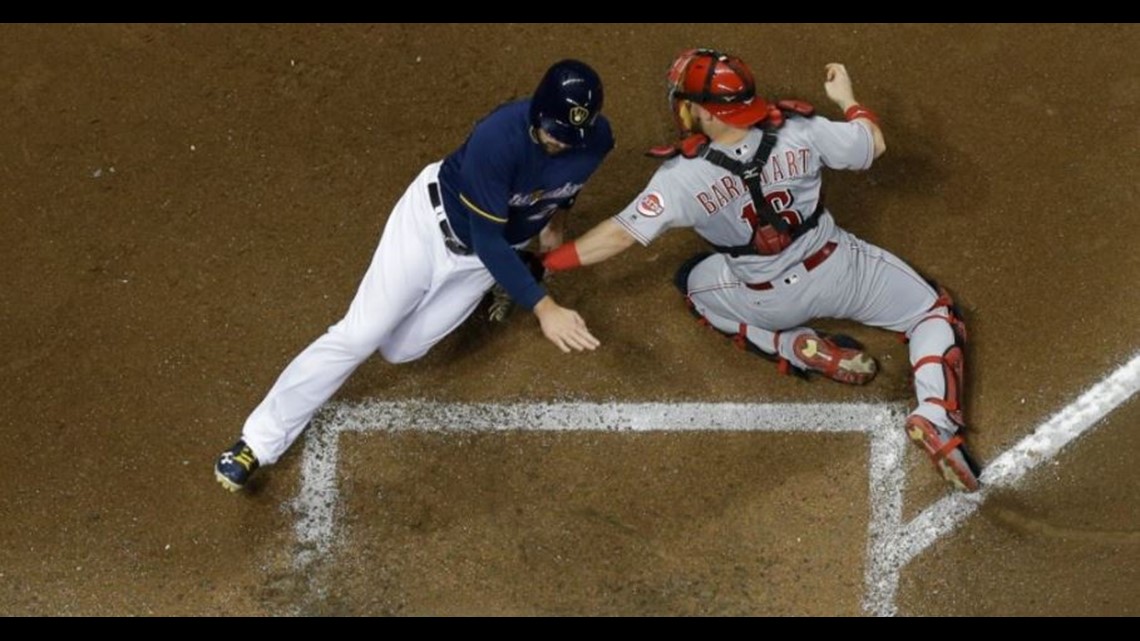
xmin=613 ymin=116 xmax=873 ymax=283
xmin=627 ymin=114 xmax=964 ymax=452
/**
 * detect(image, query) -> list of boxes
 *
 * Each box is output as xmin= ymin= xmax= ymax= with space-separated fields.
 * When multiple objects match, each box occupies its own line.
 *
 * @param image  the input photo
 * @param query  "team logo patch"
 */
xmin=569 ymin=106 xmax=589 ymax=126
xmin=636 ymin=191 xmax=665 ymax=217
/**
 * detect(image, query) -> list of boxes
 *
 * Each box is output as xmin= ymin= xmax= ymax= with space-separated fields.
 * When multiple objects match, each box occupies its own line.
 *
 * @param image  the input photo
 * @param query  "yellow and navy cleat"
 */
xmin=215 ymin=439 xmax=260 ymax=492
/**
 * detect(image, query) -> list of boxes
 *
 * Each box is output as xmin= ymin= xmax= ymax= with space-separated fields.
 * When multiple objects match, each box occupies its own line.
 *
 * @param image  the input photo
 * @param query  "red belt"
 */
xmin=745 ymin=241 xmax=838 ymax=291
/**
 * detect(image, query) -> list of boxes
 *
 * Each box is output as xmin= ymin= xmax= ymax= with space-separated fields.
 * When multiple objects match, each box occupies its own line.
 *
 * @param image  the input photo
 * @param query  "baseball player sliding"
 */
xmin=215 ymin=60 xmax=613 ymax=492
xmin=542 ymin=49 xmax=980 ymax=491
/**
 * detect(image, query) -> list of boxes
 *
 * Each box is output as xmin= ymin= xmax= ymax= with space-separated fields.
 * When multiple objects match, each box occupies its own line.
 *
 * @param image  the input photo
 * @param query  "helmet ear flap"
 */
xmin=672 ymin=99 xmax=695 ymax=134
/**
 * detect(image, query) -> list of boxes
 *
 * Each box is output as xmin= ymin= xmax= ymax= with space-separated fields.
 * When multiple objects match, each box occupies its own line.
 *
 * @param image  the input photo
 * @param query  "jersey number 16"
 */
xmin=741 ymin=188 xmax=799 ymax=231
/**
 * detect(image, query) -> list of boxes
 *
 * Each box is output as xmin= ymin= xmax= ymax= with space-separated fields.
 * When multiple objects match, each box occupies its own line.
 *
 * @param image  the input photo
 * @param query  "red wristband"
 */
xmin=844 ymin=104 xmax=880 ymax=125
xmin=542 ymin=242 xmax=581 ymax=272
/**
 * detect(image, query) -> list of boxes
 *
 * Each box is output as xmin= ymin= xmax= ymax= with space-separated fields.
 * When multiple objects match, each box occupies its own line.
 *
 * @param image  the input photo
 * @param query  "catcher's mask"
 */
xmin=666 ymin=48 xmax=769 ymax=134
xmin=529 ymin=59 xmax=604 ymax=147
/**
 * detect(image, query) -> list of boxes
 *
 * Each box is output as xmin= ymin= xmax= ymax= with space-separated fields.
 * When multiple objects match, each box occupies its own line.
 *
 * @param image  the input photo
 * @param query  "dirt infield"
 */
xmin=1 ymin=23 xmax=1137 ymax=616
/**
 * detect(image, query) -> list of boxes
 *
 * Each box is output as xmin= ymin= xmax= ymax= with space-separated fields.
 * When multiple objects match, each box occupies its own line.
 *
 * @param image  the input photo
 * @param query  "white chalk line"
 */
xmin=863 ymin=417 xmax=909 ymax=616
xmin=289 ymin=401 xmax=902 ymax=565
xmin=314 ymin=400 xmax=901 ymax=433
xmin=288 ymin=352 xmax=1140 ymax=615
xmin=862 ymin=351 xmax=1140 ymax=616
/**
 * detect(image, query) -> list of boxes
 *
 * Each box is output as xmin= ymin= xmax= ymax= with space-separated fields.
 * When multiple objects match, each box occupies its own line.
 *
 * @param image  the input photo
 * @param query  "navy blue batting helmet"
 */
xmin=529 ymin=59 xmax=604 ymax=147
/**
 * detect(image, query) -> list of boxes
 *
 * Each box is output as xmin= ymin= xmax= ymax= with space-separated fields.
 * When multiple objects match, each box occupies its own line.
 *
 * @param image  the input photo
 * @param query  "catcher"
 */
xmin=541 ymin=49 xmax=981 ymax=491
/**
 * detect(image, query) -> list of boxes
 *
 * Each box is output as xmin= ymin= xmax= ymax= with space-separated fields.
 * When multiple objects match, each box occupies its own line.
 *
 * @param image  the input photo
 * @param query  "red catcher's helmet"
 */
xmin=666 ymin=49 xmax=769 ymax=133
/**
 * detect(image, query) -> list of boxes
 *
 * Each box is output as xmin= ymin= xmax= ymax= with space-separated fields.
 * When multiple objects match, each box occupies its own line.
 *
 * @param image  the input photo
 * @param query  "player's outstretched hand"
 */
xmin=533 ymin=296 xmax=600 ymax=353
xmin=824 ymin=63 xmax=856 ymax=109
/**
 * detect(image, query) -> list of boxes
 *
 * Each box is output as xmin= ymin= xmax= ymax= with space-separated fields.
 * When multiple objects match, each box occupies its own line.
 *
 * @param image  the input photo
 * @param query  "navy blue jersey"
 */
xmin=438 ymin=99 xmax=614 ymax=310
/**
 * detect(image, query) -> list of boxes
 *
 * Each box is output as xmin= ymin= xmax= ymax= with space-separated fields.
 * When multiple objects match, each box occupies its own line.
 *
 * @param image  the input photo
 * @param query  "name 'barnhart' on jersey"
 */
xmin=614 ymin=115 xmax=876 ymax=283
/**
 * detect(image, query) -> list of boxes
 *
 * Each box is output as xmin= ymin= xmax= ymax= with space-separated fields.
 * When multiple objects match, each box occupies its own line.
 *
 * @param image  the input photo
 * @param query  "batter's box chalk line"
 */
xmin=286 ymin=351 xmax=1140 ymax=616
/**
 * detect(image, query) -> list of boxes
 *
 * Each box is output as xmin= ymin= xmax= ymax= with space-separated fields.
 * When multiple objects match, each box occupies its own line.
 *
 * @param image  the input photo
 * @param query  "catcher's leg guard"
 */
xmin=913 ymin=344 xmax=965 ymax=428
xmin=908 ymin=284 xmax=968 ymax=428
xmin=904 ymin=283 xmax=982 ymax=490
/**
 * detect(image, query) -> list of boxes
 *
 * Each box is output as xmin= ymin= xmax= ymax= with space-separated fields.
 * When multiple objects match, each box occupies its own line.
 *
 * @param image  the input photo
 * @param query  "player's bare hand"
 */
xmin=824 ymin=63 xmax=857 ymax=110
xmin=534 ymin=296 xmax=600 ymax=353
xmin=538 ymin=226 xmax=564 ymax=254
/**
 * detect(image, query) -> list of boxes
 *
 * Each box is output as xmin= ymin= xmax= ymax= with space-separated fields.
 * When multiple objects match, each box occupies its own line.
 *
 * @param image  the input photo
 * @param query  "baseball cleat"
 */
xmin=905 ymin=415 xmax=980 ymax=492
xmin=487 ymin=284 xmax=514 ymax=323
xmin=791 ymin=333 xmax=878 ymax=385
xmin=215 ymin=439 xmax=260 ymax=492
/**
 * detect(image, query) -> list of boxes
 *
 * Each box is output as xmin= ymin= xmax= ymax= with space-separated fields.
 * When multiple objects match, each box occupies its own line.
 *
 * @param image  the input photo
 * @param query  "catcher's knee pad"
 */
xmin=918 ymin=280 xmax=967 ymax=344
xmin=673 ymin=252 xmax=713 ymax=296
xmin=901 ymin=286 xmax=968 ymax=344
